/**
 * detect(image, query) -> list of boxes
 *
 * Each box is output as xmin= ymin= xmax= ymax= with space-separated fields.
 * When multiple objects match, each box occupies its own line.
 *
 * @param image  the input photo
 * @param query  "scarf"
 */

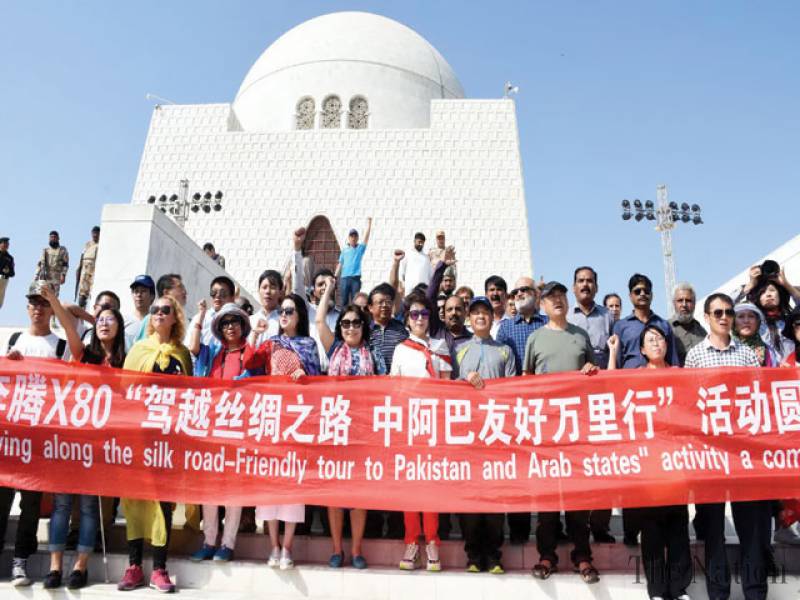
xmin=400 ymin=337 xmax=451 ymax=378
xmin=123 ymin=333 xmax=193 ymax=375
xmin=329 ymin=342 xmax=375 ymax=376
xmin=738 ymin=333 xmax=770 ymax=367
xmin=270 ymin=335 xmax=321 ymax=375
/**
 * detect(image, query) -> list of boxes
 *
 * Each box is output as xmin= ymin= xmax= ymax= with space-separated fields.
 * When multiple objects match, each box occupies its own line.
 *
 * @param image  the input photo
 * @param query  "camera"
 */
xmin=761 ymin=259 xmax=780 ymax=278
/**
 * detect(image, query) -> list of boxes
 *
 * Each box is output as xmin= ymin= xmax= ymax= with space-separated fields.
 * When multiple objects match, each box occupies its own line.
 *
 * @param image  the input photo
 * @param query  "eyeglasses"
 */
xmin=642 ymin=335 xmax=666 ymax=346
xmin=219 ymin=319 xmax=241 ymax=329
xmin=510 ymin=286 xmax=534 ymax=297
xmin=278 ymin=307 xmax=296 ymax=316
xmin=710 ymin=308 xmax=735 ymax=319
xmin=340 ymin=319 xmax=363 ymax=330
xmin=28 ymin=299 xmax=50 ymax=308
xmin=372 ymin=299 xmax=393 ymax=307
xmin=632 ymin=287 xmax=651 ymax=296
xmin=409 ymin=309 xmax=431 ymax=321
xmin=96 ymin=316 xmax=117 ymax=326
xmin=149 ymin=305 xmax=172 ymax=316
xmin=209 ymin=289 xmax=230 ymax=299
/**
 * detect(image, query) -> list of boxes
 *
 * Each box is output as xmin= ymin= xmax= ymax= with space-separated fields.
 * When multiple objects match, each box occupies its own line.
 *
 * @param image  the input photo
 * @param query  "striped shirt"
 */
xmin=369 ymin=318 xmax=408 ymax=373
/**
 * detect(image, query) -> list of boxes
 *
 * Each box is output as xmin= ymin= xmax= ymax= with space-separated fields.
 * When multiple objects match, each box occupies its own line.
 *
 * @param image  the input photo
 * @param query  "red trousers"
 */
xmin=403 ymin=512 xmax=439 ymax=545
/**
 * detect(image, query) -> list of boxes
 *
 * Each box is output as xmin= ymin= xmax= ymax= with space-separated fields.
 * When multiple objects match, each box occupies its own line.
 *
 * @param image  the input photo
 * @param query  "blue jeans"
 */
xmin=49 ymin=494 xmax=99 ymax=554
xmin=340 ymin=276 xmax=361 ymax=306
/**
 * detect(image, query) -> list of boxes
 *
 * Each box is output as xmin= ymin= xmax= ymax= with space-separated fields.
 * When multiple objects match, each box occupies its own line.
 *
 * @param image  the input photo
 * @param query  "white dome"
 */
xmin=232 ymin=11 xmax=465 ymax=131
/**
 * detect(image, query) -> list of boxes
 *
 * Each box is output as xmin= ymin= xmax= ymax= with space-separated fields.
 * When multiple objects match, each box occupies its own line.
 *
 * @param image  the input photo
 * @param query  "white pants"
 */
xmin=203 ymin=504 xmax=242 ymax=549
xmin=0 ymin=278 xmax=7 ymax=309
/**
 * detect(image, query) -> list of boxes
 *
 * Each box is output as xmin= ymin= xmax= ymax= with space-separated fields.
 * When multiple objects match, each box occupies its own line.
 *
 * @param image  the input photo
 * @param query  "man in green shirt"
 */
xmin=524 ymin=281 xmax=600 ymax=584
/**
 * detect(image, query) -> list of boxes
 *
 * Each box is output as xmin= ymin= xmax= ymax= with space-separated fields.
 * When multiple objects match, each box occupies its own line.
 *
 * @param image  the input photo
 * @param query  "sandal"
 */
xmin=531 ymin=561 xmax=557 ymax=579
xmin=577 ymin=564 xmax=600 ymax=584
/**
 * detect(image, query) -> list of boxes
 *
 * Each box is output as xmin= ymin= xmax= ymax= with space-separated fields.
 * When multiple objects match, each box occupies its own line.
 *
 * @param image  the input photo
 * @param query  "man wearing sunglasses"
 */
xmin=612 ymin=274 xmax=678 ymax=369
xmin=2 ymin=282 xmax=69 ymax=586
xmin=188 ymin=276 xmax=236 ymax=346
xmin=497 ymin=277 xmax=548 ymax=377
xmin=685 ymin=293 xmax=769 ymax=600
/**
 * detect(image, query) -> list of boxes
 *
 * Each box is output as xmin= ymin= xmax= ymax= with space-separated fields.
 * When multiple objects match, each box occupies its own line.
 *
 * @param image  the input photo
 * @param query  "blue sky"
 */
xmin=1 ymin=1 xmax=798 ymax=325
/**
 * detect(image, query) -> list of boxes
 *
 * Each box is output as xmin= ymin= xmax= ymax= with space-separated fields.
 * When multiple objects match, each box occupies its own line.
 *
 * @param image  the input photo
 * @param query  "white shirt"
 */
xmin=400 ymin=250 xmax=433 ymax=293
xmin=389 ymin=334 xmax=452 ymax=378
xmin=307 ymin=301 xmax=340 ymax=372
xmin=490 ymin=316 xmax=508 ymax=340
xmin=250 ymin=309 xmax=280 ymax=347
xmin=8 ymin=331 xmax=70 ymax=360
xmin=185 ymin=309 xmax=216 ymax=347
xmin=124 ymin=315 xmax=146 ymax=350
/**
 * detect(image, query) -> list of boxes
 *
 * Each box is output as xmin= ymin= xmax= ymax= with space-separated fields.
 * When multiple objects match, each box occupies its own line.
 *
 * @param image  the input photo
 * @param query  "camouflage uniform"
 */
xmin=35 ymin=246 xmax=69 ymax=297
xmin=77 ymin=240 xmax=98 ymax=307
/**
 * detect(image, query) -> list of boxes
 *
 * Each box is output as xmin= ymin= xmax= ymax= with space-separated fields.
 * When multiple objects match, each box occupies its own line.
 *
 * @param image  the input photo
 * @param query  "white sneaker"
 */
xmin=11 ymin=558 xmax=31 ymax=587
xmin=675 ymin=595 xmax=691 ymax=600
xmin=267 ymin=546 xmax=281 ymax=568
xmin=774 ymin=523 xmax=800 ymax=545
xmin=279 ymin=547 xmax=294 ymax=570
xmin=425 ymin=542 xmax=441 ymax=572
xmin=399 ymin=543 xmax=419 ymax=570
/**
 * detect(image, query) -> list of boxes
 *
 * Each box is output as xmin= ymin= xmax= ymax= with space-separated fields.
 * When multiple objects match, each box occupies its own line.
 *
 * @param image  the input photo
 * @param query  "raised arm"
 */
xmin=292 ymin=227 xmax=307 ymax=297
xmin=315 ymin=276 xmax=337 ymax=353
xmin=363 ymin=217 xmax=373 ymax=246
xmin=40 ymin=284 xmax=83 ymax=362
xmin=189 ymin=300 xmax=207 ymax=356
xmin=389 ymin=249 xmax=404 ymax=292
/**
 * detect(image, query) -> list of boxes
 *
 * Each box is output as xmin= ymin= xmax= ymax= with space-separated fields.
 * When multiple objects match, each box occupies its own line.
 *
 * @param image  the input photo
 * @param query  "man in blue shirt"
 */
xmin=496 ymin=277 xmax=548 ymax=375
xmin=612 ymin=273 xmax=679 ymax=369
xmin=335 ymin=217 xmax=372 ymax=305
xmin=612 ymin=273 xmax=678 ymax=546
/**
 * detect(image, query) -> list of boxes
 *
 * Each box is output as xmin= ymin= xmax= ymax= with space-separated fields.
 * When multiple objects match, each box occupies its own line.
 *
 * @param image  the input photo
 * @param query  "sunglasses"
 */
xmin=209 ymin=289 xmax=231 ymax=299
xmin=510 ymin=286 xmax=535 ymax=297
xmin=219 ymin=319 xmax=242 ymax=329
xmin=340 ymin=318 xmax=363 ymax=330
xmin=149 ymin=304 xmax=172 ymax=316
xmin=96 ymin=316 xmax=117 ymax=326
xmin=278 ymin=307 xmax=296 ymax=316
xmin=710 ymin=308 xmax=735 ymax=319
xmin=409 ymin=309 xmax=431 ymax=321
xmin=632 ymin=287 xmax=652 ymax=296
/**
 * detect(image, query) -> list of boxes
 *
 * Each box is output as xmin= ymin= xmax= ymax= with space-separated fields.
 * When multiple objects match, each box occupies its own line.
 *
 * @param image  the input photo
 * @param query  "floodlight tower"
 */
xmin=621 ymin=184 xmax=703 ymax=313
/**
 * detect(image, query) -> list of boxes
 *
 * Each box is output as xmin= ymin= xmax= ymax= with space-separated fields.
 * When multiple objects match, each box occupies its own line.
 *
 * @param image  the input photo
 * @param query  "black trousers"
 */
xmin=633 ymin=505 xmax=692 ymax=598
xmin=536 ymin=510 xmax=591 ymax=566
xmin=697 ymin=500 xmax=773 ymax=600
xmin=461 ymin=513 xmax=504 ymax=564
xmin=590 ymin=508 xmax=612 ymax=534
xmin=128 ymin=502 xmax=173 ymax=570
xmin=0 ymin=487 xmax=42 ymax=559
xmin=507 ymin=512 xmax=531 ymax=541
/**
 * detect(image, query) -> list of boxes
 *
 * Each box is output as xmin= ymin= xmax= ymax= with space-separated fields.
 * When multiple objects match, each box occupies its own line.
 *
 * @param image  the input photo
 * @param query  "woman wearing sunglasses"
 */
xmin=315 ymin=276 xmax=386 ymax=570
xmin=608 ymin=325 xmax=691 ymax=600
xmin=34 ymin=286 xmax=126 ymax=589
xmin=389 ymin=292 xmax=452 ymax=572
xmin=119 ymin=295 xmax=192 ymax=593
xmin=188 ymin=301 xmax=256 ymax=563
xmin=245 ymin=292 xmax=320 ymax=569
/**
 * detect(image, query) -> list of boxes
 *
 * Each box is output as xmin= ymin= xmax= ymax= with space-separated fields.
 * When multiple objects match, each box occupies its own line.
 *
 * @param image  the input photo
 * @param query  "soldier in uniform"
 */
xmin=75 ymin=226 xmax=100 ymax=308
xmin=0 ymin=237 xmax=14 ymax=309
xmin=35 ymin=230 xmax=69 ymax=298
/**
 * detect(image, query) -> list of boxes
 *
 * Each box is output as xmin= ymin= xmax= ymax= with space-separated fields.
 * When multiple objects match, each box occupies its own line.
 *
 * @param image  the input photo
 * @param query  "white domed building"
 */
xmin=119 ymin=11 xmax=532 ymax=308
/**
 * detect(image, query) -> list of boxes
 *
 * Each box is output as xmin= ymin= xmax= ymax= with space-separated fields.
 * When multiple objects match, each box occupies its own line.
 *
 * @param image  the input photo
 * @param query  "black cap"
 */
xmin=540 ymin=281 xmax=568 ymax=298
xmin=49 ymin=230 xmax=59 ymax=237
xmin=0 ymin=237 xmax=8 ymax=244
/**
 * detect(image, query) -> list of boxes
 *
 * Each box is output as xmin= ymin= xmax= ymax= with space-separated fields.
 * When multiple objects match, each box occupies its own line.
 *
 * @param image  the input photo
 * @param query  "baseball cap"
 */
xmin=348 ymin=229 xmax=358 ymax=236
xmin=469 ymin=295 xmax=493 ymax=312
xmin=540 ymin=281 xmax=568 ymax=298
xmin=435 ymin=230 xmax=445 ymax=237
xmin=26 ymin=282 xmax=45 ymax=299
xmin=130 ymin=275 xmax=155 ymax=291
xmin=0 ymin=237 xmax=9 ymax=244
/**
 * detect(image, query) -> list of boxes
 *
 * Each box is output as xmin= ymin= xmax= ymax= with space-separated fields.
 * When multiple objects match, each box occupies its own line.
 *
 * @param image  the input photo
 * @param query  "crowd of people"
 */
xmin=1 ymin=224 xmax=799 ymax=600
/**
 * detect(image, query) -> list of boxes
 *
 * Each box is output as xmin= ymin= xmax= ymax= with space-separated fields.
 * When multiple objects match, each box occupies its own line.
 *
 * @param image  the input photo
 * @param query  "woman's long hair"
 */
xmin=279 ymin=293 xmax=310 ymax=338
xmin=85 ymin=308 xmax=127 ymax=368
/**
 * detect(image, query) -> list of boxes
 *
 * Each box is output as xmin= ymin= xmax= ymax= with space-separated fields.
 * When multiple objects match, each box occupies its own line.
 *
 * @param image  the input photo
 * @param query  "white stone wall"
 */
xmin=131 ymin=99 xmax=533 ymax=298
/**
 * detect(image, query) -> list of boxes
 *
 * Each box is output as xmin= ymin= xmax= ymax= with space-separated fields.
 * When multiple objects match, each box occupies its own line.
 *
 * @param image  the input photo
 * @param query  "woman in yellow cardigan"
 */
xmin=118 ymin=295 xmax=192 ymax=593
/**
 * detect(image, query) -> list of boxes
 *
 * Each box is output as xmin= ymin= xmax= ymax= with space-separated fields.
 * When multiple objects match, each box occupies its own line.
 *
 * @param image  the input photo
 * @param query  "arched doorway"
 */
xmin=304 ymin=215 xmax=341 ymax=279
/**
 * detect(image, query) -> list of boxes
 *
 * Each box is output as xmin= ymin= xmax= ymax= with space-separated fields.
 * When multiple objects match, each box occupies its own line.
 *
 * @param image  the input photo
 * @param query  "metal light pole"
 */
xmin=621 ymin=184 xmax=703 ymax=314
xmin=147 ymin=180 xmax=224 ymax=227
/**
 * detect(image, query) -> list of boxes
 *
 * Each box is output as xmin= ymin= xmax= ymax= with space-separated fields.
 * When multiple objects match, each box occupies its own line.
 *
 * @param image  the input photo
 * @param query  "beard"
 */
xmin=49 ymin=241 xmax=59 ymax=248
xmin=515 ymin=296 xmax=536 ymax=313
xmin=674 ymin=312 xmax=694 ymax=324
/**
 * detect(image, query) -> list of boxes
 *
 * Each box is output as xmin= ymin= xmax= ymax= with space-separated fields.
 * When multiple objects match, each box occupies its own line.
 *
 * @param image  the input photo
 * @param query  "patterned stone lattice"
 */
xmin=348 ymin=96 xmax=368 ymax=129
xmin=321 ymin=95 xmax=342 ymax=128
xmin=295 ymin=97 xmax=315 ymax=130
xmin=132 ymin=99 xmax=533 ymax=299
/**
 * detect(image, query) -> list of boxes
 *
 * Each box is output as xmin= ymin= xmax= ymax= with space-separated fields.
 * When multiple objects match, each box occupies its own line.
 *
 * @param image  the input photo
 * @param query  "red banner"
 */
xmin=1 ymin=358 xmax=799 ymax=512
